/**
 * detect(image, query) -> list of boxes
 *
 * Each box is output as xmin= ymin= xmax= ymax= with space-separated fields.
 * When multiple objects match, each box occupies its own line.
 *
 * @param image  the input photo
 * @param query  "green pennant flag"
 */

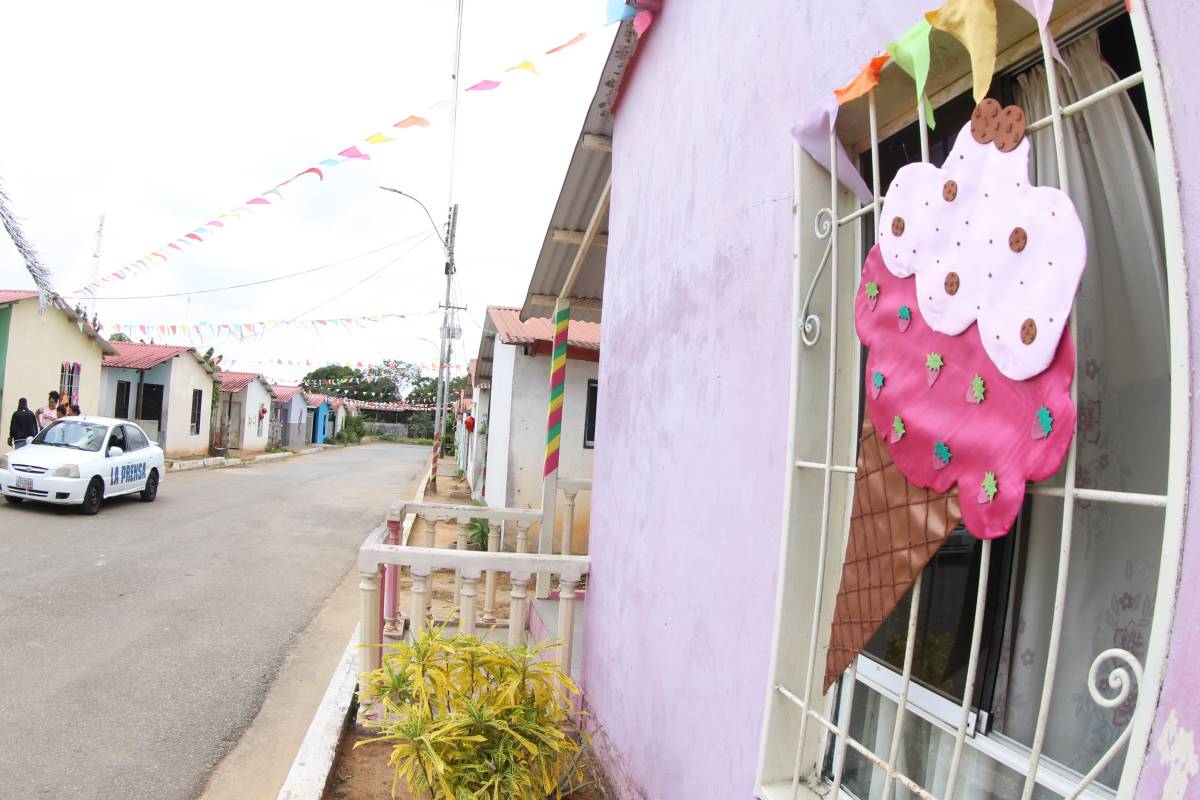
xmin=887 ymin=19 xmax=937 ymax=129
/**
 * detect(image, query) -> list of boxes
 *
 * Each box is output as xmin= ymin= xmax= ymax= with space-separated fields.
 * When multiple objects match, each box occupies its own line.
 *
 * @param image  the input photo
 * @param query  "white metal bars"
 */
xmin=776 ymin=23 xmax=1173 ymax=800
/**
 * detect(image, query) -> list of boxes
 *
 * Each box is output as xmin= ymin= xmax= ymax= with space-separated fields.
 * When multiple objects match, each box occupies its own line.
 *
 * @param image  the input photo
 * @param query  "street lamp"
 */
xmin=379 ymin=187 xmax=448 ymax=251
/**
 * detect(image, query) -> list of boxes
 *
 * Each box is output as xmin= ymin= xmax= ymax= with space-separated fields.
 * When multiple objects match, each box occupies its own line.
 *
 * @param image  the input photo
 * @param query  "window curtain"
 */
xmin=844 ymin=30 xmax=1169 ymax=798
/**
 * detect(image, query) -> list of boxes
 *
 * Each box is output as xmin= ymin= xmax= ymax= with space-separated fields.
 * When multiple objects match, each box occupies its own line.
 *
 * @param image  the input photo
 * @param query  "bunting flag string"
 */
xmin=108 ymin=311 xmax=432 ymax=341
xmin=77 ymin=18 xmax=608 ymax=297
xmin=227 ymin=356 xmax=463 ymax=372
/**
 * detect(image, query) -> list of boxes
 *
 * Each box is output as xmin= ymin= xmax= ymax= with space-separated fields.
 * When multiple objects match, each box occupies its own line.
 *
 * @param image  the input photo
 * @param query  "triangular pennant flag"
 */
xmin=186 ymin=233 xmax=203 ymax=242
xmin=393 ymin=116 xmax=431 ymax=129
xmin=926 ymin=0 xmax=998 ymax=104
xmin=606 ymin=0 xmax=636 ymax=24
xmin=505 ymin=60 xmax=539 ymax=75
xmin=835 ymin=54 xmax=891 ymax=105
xmin=246 ymin=197 xmax=271 ymax=205
xmin=633 ymin=10 xmax=653 ymax=37
xmin=887 ymin=20 xmax=937 ymax=128
xmin=338 ymin=146 xmax=370 ymax=160
xmin=466 ymin=79 xmax=501 ymax=91
xmin=365 ymin=132 xmax=396 ymax=144
xmin=546 ymin=32 xmax=586 ymax=54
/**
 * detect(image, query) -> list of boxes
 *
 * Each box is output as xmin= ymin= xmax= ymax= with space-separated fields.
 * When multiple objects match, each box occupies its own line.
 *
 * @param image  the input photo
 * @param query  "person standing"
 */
xmin=8 ymin=398 xmax=38 ymax=448
xmin=36 ymin=391 xmax=60 ymax=430
xmin=69 ymin=404 xmax=81 ymax=416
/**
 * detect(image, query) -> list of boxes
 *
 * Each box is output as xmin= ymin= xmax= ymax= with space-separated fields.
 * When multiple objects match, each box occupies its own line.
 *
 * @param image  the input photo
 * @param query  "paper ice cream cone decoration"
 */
xmin=855 ymin=98 xmax=1082 ymax=540
xmin=824 ymin=419 xmax=962 ymax=691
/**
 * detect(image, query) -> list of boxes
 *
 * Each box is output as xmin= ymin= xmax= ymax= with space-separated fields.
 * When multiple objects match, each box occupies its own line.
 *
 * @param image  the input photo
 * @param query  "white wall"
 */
xmin=162 ymin=357 xmax=212 ymax=458
xmin=468 ymin=385 xmax=491 ymax=494
xmin=239 ymin=380 xmax=273 ymax=452
xmin=483 ymin=342 xmax=515 ymax=509
xmin=99 ymin=362 xmax=171 ymax=420
xmin=286 ymin=394 xmax=306 ymax=423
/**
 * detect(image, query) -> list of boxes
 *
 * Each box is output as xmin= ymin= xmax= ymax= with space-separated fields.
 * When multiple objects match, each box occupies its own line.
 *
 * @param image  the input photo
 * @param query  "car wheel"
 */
xmin=80 ymin=478 xmax=104 ymax=515
xmin=3 ymin=495 xmax=23 ymax=504
xmin=140 ymin=470 xmax=159 ymax=502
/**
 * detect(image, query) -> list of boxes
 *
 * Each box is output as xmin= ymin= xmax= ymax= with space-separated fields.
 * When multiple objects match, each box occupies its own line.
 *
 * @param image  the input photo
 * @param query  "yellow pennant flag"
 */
xmin=927 ymin=0 xmax=997 ymax=103
xmin=505 ymin=60 xmax=539 ymax=75
xmin=366 ymin=132 xmax=396 ymax=144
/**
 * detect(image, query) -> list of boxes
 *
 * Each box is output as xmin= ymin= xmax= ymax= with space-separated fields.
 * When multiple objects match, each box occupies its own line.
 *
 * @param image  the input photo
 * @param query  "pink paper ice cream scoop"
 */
xmin=877 ymin=101 xmax=1086 ymax=381
xmin=856 ymin=243 xmax=1076 ymax=540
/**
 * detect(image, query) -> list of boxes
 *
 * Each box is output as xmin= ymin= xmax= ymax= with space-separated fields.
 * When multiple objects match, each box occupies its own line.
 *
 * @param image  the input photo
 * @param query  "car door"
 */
xmin=103 ymin=425 xmax=136 ymax=495
xmin=119 ymin=425 xmax=151 ymax=492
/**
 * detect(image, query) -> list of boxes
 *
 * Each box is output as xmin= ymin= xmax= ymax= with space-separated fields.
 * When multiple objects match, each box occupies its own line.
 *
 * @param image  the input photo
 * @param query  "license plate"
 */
xmin=15 ymin=477 xmax=33 ymax=490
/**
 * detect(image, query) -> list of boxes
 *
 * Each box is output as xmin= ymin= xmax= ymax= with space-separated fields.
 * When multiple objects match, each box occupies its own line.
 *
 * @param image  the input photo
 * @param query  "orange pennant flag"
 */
xmin=393 ymin=116 xmax=430 ymax=129
xmin=835 ymin=54 xmax=891 ymax=105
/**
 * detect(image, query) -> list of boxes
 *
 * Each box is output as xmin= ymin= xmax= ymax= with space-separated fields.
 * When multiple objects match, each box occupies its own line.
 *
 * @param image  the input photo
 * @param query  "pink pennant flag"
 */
xmin=168 ymin=243 xmax=183 ymax=252
xmin=140 ymin=325 xmax=148 ymax=336
xmin=246 ymin=197 xmax=271 ymax=205
xmin=295 ymin=167 xmax=323 ymax=182
xmin=393 ymin=116 xmax=430 ymax=129
xmin=338 ymin=146 xmax=370 ymax=160
xmin=634 ymin=10 xmax=653 ymax=37
xmin=546 ymin=32 xmax=586 ymax=54
xmin=186 ymin=233 xmax=203 ymax=242
xmin=137 ymin=259 xmax=147 ymax=267
xmin=208 ymin=220 xmax=224 ymax=228
xmin=467 ymin=79 xmax=501 ymax=91
xmin=170 ymin=325 xmax=178 ymax=335
xmin=306 ymin=360 xmax=312 ymax=366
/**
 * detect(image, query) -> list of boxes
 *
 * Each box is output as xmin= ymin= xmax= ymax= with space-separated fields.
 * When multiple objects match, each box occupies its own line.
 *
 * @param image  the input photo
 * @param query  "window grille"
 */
xmin=757 ymin=7 xmax=1187 ymax=800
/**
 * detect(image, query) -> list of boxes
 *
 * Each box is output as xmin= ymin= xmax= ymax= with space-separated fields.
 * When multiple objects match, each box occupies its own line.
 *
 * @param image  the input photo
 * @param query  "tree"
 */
xmin=301 ymin=365 xmax=398 ymax=403
xmin=109 ymin=332 xmax=130 ymax=342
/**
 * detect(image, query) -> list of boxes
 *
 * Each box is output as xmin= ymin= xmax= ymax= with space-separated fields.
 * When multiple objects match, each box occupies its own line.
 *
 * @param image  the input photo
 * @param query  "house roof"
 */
xmin=476 ymin=306 xmax=601 ymax=383
xmin=304 ymin=392 xmax=329 ymax=408
xmin=0 ymin=290 xmax=117 ymax=355
xmin=517 ymin=24 xmax=637 ymax=325
xmin=217 ymin=371 xmax=272 ymax=394
xmin=102 ymin=341 xmax=215 ymax=374
xmin=270 ymin=384 xmax=303 ymax=403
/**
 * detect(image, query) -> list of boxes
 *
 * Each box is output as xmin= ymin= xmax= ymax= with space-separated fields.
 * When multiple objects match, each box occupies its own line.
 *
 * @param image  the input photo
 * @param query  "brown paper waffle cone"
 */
xmin=823 ymin=419 xmax=962 ymax=691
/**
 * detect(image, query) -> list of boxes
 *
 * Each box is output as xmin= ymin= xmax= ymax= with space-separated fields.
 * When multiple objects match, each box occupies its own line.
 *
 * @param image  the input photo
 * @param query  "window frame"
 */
xmin=190 ymin=388 xmax=203 ymax=435
xmin=754 ymin=5 xmax=1190 ymax=799
xmin=583 ymin=379 xmax=599 ymax=449
xmin=115 ymin=380 xmax=131 ymax=419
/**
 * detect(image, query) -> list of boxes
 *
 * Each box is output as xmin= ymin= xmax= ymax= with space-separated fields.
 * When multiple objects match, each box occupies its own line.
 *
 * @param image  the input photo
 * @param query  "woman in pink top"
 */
xmin=35 ymin=391 xmax=60 ymax=430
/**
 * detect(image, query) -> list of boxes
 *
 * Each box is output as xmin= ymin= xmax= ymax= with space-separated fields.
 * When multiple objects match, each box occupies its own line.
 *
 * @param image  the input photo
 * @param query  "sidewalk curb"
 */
xmin=274 ymin=458 xmax=433 ymax=800
xmin=167 ymin=445 xmax=334 ymax=474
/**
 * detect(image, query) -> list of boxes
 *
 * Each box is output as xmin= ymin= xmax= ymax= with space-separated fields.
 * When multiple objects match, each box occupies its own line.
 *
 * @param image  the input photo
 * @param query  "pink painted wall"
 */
xmin=582 ymin=2 xmax=1200 ymax=799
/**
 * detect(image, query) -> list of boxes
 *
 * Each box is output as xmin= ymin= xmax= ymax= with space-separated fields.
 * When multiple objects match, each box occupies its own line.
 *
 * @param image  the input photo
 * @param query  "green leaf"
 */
xmin=926 ymin=352 xmax=943 ymax=370
xmin=1037 ymin=406 xmax=1054 ymax=436
xmin=898 ymin=305 xmax=911 ymax=321
xmin=892 ymin=415 xmax=905 ymax=440
xmin=982 ymin=471 xmax=998 ymax=502
xmin=934 ymin=441 xmax=952 ymax=464
xmin=872 ymin=371 xmax=885 ymax=389
xmin=971 ymin=374 xmax=986 ymax=403
xmin=865 ymin=281 xmax=880 ymax=299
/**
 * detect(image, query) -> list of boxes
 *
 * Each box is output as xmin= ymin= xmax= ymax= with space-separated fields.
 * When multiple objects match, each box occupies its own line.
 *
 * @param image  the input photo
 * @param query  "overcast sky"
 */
xmin=0 ymin=0 xmax=614 ymax=385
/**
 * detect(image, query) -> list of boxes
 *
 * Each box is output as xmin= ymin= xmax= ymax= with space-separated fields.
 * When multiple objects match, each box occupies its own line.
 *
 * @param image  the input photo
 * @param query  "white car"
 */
xmin=0 ymin=416 xmax=164 ymax=514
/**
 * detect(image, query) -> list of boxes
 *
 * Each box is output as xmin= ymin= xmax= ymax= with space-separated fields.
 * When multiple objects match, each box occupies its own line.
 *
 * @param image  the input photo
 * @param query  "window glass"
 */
xmin=190 ymin=389 xmax=203 ymax=435
xmin=115 ymin=381 xmax=131 ymax=419
xmin=123 ymin=426 xmax=148 ymax=451
xmin=33 ymin=421 xmax=108 ymax=452
xmin=107 ymin=426 xmax=127 ymax=454
xmin=584 ymin=380 xmax=599 ymax=449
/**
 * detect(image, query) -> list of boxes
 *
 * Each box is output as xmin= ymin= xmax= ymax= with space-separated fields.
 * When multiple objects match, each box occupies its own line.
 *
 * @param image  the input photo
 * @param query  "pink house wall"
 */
xmin=582 ymin=1 xmax=1200 ymax=799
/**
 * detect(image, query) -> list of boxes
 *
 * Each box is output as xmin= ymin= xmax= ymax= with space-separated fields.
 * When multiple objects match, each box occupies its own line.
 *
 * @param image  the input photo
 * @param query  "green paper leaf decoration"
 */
xmin=1037 ymin=406 xmax=1054 ymax=436
xmin=934 ymin=440 xmax=952 ymax=464
xmin=865 ymin=281 xmax=880 ymax=299
xmin=873 ymin=371 xmax=885 ymax=389
xmin=892 ymin=415 xmax=906 ymax=440
xmin=898 ymin=305 xmax=912 ymax=321
xmin=926 ymin=352 xmax=944 ymax=371
xmin=971 ymin=374 xmax=986 ymax=403
xmin=982 ymin=471 xmax=998 ymax=502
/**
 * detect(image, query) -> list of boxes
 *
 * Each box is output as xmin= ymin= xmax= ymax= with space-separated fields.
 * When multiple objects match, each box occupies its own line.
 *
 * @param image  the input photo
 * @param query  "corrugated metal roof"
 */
xmin=103 ymin=342 xmax=208 ymax=371
xmin=518 ymin=24 xmax=637 ymax=324
xmin=304 ymin=392 xmax=328 ymax=408
xmin=270 ymin=385 xmax=302 ymax=402
xmin=218 ymin=371 xmax=269 ymax=394
xmin=0 ymin=290 xmax=37 ymax=305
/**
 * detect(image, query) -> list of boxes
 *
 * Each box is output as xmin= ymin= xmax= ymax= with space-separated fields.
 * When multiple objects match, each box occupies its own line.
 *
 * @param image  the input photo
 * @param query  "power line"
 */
xmin=65 ymin=232 xmax=430 ymax=300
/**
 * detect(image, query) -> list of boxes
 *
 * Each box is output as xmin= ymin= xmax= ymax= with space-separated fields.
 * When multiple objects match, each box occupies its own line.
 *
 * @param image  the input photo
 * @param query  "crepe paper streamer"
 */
xmin=879 ymin=117 xmax=1086 ymax=380
xmin=466 ymin=79 xmax=501 ymax=91
xmin=546 ymin=32 xmax=586 ymax=54
xmin=898 ymin=305 xmax=912 ymax=332
xmin=338 ymin=146 xmax=370 ymax=160
xmin=981 ymin=471 xmax=998 ymax=503
xmin=1012 ymin=0 xmax=1067 ymax=68
xmin=926 ymin=0 xmax=998 ymax=104
xmin=633 ymin=10 xmax=653 ymax=37
xmin=606 ymin=0 xmax=637 ymax=24
xmin=790 ymin=96 xmax=873 ymax=204
xmin=246 ymin=197 xmax=271 ymax=206
xmin=543 ymin=302 xmax=570 ymax=477
xmin=968 ymin=374 xmax=986 ymax=403
xmin=835 ymin=54 xmax=891 ymax=105
xmin=505 ymin=60 xmax=540 ymax=75
xmin=886 ymin=20 xmax=936 ymax=129
xmin=366 ymin=132 xmax=395 ymax=144
xmin=168 ymin=243 xmax=183 ymax=253
xmin=393 ymin=115 xmax=430 ymax=129
xmin=855 ymin=243 xmax=1076 ymax=540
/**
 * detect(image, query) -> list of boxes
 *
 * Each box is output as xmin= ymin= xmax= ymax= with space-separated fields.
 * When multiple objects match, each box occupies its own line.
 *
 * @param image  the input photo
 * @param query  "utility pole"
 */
xmin=430 ymin=205 xmax=459 ymax=491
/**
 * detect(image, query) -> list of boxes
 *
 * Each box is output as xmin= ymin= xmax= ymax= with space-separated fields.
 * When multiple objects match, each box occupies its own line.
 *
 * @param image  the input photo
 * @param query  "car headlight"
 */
xmin=0 ymin=455 xmax=8 ymax=471
xmin=49 ymin=464 xmax=80 ymax=478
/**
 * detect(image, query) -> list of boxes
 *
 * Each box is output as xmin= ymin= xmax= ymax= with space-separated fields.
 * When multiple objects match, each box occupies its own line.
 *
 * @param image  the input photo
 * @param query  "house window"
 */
xmin=190 ymin=389 xmax=203 ymax=435
xmin=59 ymin=362 xmax=81 ymax=405
xmin=583 ymin=379 xmax=599 ymax=449
xmin=115 ymin=380 xmax=131 ymax=418
xmin=757 ymin=8 xmax=1184 ymax=800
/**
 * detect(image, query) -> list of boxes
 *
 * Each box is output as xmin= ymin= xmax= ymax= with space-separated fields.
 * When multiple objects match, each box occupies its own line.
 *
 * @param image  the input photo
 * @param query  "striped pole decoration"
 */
xmin=543 ymin=301 xmax=570 ymax=476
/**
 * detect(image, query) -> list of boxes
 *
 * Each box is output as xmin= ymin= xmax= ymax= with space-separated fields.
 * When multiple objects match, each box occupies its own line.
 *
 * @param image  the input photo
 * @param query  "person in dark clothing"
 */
xmin=8 ymin=398 xmax=38 ymax=448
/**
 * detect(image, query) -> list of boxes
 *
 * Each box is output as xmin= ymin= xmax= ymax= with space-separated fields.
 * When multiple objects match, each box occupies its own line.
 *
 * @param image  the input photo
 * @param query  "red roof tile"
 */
xmin=486 ymin=306 xmax=600 ymax=350
xmin=103 ymin=341 xmax=197 ymax=370
xmin=0 ymin=290 xmax=37 ymax=305
xmin=270 ymin=384 xmax=302 ymax=402
xmin=217 ymin=371 xmax=269 ymax=394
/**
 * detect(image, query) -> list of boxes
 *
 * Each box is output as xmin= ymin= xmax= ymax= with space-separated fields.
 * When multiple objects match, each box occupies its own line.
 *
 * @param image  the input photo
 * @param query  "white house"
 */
xmin=473 ymin=306 xmax=598 ymax=553
xmin=214 ymin=371 xmax=274 ymax=453
xmin=269 ymin=384 xmax=309 ymax=448
xmin=100 ymin=342 xmax=215 ymax=458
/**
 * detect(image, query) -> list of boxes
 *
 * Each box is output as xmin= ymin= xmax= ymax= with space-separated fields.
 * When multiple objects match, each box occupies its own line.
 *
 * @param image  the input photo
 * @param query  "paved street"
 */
xmin=0 ymin=443 xmax=428 ymax=800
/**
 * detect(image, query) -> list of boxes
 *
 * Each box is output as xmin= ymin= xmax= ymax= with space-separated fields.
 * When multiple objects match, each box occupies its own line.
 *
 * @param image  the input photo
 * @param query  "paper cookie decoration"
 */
xmin=856 ymin=243 xmax=1076 ymax=539
xmin=878 ymin=99 xmax=1087 ymax=381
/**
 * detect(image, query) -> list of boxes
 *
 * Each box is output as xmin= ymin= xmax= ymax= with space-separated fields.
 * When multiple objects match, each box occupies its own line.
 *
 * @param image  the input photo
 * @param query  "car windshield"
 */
xmin=32 ymin=420 xmax=108 ymax=452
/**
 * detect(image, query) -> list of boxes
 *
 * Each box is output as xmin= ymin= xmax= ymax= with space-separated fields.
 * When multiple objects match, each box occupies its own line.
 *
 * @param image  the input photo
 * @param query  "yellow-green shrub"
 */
xmin=357 ymin=624 xmax=584 ymax=799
